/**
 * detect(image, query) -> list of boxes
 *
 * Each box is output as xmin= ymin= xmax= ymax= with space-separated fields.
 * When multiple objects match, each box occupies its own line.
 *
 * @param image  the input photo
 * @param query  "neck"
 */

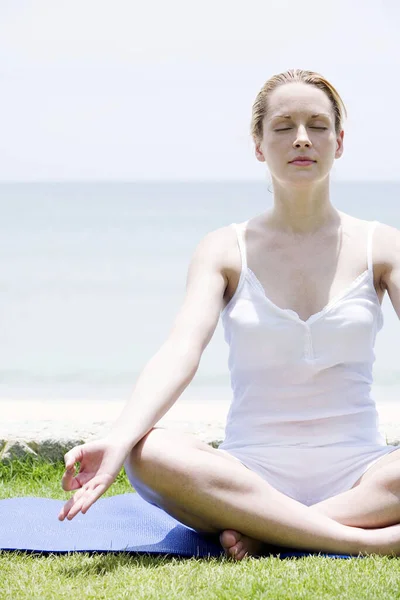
xmin=267 ymin=177 xmax=340 ymax=235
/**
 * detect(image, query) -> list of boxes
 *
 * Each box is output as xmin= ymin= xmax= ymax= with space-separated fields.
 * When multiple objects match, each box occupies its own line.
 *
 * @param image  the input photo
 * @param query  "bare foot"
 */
xmin=220 ymin=529 xmax=265 ymax=560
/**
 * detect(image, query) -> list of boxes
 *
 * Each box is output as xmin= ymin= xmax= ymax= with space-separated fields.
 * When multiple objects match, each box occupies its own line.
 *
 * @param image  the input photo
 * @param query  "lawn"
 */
xmin=1 ymin=457 xmax=400 ymax=600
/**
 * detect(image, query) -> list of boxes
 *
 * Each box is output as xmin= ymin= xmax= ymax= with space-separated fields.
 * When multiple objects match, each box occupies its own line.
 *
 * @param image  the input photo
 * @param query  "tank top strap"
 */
xmin=367 ymin=220 xmax=380 ymax=275
xmin=231 ymin=222 xmax=248 ymax=273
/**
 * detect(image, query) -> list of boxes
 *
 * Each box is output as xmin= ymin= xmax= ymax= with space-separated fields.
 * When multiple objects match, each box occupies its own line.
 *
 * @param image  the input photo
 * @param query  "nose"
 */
xmin=293 ymin=126 xmax=312 ymax=149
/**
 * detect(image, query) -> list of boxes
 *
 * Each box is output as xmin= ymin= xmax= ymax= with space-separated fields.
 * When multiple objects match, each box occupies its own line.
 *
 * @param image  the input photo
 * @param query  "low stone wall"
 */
xmin=0 ymin=420 xmax=226 ymax=463
xmin=1 ymin=418 xmax=400 ymax=464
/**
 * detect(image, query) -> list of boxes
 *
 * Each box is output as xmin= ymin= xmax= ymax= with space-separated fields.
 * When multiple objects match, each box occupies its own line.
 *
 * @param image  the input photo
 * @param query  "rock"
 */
xmin=1 ymin=440 xmax=38 ymax=463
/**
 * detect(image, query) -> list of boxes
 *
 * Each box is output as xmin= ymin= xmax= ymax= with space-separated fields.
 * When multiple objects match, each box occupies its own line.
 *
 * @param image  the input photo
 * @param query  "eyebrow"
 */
xmin=270 ymin=113 xmax=331 ymax=121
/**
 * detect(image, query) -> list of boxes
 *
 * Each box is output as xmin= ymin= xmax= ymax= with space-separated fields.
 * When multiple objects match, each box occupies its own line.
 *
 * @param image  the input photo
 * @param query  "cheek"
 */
xmin=265 ymin=139 xmax=284 ymax=156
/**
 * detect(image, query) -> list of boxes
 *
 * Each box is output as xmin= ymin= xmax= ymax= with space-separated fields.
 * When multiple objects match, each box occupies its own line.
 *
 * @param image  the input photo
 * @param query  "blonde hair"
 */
xmin=251 ymin=69 xmax=347 ymax=144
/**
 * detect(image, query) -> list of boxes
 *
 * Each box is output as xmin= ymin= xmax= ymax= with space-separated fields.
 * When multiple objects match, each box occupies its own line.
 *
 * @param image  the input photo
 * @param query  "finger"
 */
xmin=58 ymin=493 xmax=85 ymax=521
xmin=81 ymin=484 xmax=107 ymax=514
xmin=64 ymin=488 xmax=98 ymax=521
xmin=61 ymin=469 xmax=81 ymax=492
xmin=63 ymin=446 xmax=83 ymax=472
xmin=58 ymin=500 xmax=72 ymax=521
xmin=58 ymin=486 xmax=87 ymax=520
xmin=58 ymin=494 xmax=78 ymax=521
xmin=65 ymin=496 xmax=86 ymax=521
xmin=58 ymin=484 xmax=105 ymax=521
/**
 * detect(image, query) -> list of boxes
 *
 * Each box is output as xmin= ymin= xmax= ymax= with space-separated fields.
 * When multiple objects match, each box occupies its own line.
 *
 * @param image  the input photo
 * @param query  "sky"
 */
xmin=0 ymin=1 xmax=399 ymax=181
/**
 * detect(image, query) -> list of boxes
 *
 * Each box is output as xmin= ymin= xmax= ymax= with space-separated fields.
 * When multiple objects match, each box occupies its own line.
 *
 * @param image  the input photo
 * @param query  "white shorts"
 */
xmin=217 ymin=443 xmax=400 ymax=506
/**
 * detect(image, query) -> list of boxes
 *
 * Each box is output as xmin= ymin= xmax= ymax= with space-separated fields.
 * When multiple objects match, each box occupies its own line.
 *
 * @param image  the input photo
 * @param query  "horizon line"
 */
xmin=0 ymin=178 xmax=399 ymax=184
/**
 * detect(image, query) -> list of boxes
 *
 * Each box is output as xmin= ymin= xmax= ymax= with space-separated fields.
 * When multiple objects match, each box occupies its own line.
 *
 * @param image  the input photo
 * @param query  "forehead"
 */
xmin=266 ymin=82 xmax=333 ymax=121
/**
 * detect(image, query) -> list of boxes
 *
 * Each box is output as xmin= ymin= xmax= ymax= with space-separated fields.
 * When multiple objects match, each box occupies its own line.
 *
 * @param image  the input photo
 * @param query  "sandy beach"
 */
xmin=2 ymin=383 xmax=400 ymax=444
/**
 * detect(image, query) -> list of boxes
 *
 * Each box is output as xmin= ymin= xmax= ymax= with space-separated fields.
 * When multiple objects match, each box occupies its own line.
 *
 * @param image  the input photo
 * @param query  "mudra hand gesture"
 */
xmin=58 ymin=438 xmax=130 ymax=521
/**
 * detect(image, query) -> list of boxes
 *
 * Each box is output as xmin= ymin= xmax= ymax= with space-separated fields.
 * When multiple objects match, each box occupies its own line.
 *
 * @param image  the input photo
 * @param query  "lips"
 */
xmin=289 ymin=157 xmax=316 ymax=163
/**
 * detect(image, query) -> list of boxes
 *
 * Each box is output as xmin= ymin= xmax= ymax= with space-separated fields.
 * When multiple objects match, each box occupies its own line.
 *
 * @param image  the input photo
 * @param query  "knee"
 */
xmin=123 ymin=427 xmax=203 ymax=506
xmin=127 ymin=426 xmax=206 ymax=471
xmin=124 ymin=427 xmax=191 ymax=482
xmin=123 ymin=428 xmax=168 ymax=505
xmin=377 ymin=463 xmax=400 ymax=494
xmin=127 ymin=427 xmax=170 ymax=470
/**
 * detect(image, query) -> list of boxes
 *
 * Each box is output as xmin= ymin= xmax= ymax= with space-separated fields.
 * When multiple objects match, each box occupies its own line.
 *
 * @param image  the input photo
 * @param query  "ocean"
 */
xmin=0 ymin=180 xmax=399 ymax=405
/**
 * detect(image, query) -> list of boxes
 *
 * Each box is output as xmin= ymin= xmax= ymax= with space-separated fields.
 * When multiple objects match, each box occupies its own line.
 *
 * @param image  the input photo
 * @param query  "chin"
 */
xmin=273 ymin=172 xmax=320 ymax=186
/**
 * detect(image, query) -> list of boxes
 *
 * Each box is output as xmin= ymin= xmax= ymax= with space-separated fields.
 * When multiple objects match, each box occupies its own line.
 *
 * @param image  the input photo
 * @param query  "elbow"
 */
xmin=163 ymin=338 xmax=202 ymax=374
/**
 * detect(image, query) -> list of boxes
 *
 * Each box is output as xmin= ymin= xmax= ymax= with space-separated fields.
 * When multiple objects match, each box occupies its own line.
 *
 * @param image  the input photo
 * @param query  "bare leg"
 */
xmin=125 ymin=429 xmax=394 ymax=558
xmin=309 ymin=461 xmax=400 ymax=528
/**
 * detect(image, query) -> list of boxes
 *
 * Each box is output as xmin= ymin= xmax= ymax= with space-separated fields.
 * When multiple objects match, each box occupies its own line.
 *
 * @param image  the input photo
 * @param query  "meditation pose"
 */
xmin=58 ymin=68 xmax=400 ymax=559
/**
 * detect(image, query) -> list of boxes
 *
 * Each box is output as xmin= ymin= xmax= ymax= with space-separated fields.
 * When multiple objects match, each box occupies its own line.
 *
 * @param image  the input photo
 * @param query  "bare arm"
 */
xmin=380 ymin=223 xmax=400 ymax=319
xmin=105 ymin=227 xmax=230 ymax=450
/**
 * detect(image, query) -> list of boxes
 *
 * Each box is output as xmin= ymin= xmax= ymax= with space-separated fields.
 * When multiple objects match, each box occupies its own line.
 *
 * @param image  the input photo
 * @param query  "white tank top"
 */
xmin=220 ymin=220 xmax=386 ymax=449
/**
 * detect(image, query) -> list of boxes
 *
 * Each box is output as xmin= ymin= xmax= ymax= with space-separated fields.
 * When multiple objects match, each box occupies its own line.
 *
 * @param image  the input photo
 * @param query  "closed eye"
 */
xmin=275 ymin=127 xmax=328 ymax=132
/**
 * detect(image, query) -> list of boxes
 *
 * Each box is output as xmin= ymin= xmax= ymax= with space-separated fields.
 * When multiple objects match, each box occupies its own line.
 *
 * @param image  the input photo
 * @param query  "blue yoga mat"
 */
xmin=0 ymin=493 xmax=356 ymax=559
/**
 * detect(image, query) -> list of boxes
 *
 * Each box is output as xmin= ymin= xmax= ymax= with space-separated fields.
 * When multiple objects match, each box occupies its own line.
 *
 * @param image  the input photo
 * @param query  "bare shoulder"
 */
xmin=195 ymin=222 xmax=242 ymax=273
xmin=193 ymin=223 xmax=244 ymax=306
xmin=374 ymin=220 xmax=400 ymax=251
xmin=337 ymin=212 xmax=398 ymax=280
xmin=373 ymin=220 xmax=400 ymax=288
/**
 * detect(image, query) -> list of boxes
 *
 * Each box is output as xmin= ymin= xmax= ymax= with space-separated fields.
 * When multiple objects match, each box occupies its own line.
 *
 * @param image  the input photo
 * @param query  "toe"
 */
xmin=220 ymin=529 xmax=241 ymax=549
xmin=235 ymin=548 xmax=248 ymax=561
xmin=232 ymin=540 xmax=244 ymax=555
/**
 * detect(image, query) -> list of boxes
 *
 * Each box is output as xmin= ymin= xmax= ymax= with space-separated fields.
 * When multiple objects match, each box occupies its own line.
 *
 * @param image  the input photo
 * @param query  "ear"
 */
xmin=254 ymin=140 xmax=266 ymax=163
xmin=335 ymin=130 xmax=344 ymax=159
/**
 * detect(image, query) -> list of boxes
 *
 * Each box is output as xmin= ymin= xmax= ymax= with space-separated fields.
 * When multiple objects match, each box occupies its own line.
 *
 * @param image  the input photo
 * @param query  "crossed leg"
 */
xmin=124 ymin=427 xmax=400 ymax=559
xmin=309 ymin=448 xmax=400 ymax=528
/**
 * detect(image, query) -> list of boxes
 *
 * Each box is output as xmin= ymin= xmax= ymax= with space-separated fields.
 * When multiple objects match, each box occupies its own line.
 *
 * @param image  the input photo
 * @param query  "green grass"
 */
xmin=1 ymin=457 xmax=400 ymax=599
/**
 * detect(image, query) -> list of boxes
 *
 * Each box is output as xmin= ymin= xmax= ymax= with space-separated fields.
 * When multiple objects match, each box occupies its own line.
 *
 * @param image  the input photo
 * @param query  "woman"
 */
xmin=58 ymin=69 xmax=400 ymax=560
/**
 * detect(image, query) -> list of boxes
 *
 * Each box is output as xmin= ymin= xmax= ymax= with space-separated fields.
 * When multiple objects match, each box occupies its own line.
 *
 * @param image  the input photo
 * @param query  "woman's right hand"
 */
xmin=58 ymin=437 xmax=131 ymax=522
